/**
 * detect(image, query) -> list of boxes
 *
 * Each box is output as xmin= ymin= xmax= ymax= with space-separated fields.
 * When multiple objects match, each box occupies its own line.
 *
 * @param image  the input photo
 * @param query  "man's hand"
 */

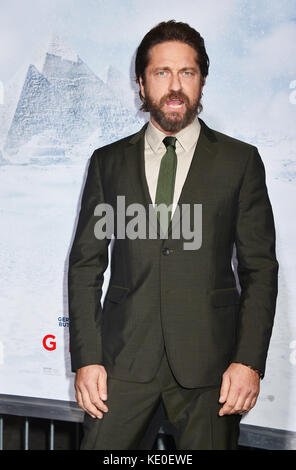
xmin=75 ymin=364 xmax=109 ymax=419
xmin=218 ymin=363 xmax=260 ymax=416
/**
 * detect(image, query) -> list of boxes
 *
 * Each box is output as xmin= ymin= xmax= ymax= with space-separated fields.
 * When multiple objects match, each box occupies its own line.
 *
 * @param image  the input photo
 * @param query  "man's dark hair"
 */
xmin=135 ymin=20 xmax=210 ymax=111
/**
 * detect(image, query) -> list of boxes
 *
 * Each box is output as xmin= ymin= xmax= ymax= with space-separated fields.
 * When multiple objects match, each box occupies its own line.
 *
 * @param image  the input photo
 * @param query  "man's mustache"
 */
xmin=160 ymin=93 xmax=189 ymax=106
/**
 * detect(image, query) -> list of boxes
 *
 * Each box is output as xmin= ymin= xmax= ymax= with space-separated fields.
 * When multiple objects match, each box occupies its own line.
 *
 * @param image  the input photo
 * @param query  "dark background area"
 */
xmin=1 ymin=414 xmax=259 ymax=450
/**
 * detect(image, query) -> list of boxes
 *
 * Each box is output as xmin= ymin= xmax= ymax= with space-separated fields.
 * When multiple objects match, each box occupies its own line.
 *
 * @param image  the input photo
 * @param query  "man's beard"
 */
xmin=144 ymin=89 xmax=202 ymax=133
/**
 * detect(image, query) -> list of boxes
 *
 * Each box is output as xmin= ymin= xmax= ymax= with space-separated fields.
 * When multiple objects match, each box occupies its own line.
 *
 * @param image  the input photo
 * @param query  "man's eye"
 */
xmin=157 ymin=71 xmax=167 ymax=76
xmin=183 ymin=71 xmax=193 ymax=76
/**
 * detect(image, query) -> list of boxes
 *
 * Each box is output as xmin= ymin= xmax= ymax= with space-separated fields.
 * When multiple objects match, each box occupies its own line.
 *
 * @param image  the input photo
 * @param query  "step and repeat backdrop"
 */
xmin=0 ymin=0 xmax=295 ymax=434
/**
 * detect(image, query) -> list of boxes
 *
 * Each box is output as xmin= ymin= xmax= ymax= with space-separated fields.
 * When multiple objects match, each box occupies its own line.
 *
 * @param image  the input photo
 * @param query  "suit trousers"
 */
xmin=80 ymin=348 xmax=241 ymax=450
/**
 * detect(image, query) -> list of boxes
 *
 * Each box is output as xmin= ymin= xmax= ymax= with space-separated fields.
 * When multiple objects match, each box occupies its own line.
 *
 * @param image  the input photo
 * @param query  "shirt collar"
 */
xmin=145 ymin=117 xmax=201 ymax=153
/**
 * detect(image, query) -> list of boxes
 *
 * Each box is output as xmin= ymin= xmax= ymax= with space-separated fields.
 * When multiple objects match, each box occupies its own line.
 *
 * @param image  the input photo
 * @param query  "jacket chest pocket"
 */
xmin=210 ymin=287 xmax=240 ymax=307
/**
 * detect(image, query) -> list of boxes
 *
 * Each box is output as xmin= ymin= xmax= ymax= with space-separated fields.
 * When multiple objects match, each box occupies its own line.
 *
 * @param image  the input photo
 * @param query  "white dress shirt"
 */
xmin=144 ymin=118 xmax=201 ymax=218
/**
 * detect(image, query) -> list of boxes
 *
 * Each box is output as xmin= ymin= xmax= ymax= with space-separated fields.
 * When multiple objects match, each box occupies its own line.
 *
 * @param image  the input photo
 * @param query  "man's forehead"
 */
xmin=147 ymin=41 xmax=199 ymax=65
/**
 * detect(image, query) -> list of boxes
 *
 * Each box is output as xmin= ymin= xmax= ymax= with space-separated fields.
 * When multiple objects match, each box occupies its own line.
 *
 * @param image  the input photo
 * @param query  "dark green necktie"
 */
xmin=155 ymin=136 xmax=178 ymax=234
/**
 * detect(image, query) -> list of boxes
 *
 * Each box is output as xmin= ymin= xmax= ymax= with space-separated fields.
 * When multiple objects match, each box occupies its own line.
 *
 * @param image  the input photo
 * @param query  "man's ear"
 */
xmin=201 ymin=76 xmax=206 ymax=91
xmin=139 ymin=75 xmax=145 ymax=98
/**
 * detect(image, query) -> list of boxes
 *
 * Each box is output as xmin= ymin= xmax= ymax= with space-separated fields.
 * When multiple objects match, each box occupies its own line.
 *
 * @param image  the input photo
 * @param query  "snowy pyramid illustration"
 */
xmin=3 ymin=34 xmax=142 ymax=163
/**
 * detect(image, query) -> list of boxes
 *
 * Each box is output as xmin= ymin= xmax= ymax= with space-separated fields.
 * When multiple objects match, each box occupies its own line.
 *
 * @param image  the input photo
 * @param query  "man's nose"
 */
xmin=168 ymin=73 xmax=182 ymax=92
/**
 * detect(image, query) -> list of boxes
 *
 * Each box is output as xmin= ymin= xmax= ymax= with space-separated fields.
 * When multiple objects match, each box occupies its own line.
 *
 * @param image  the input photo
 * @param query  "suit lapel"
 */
xmin=168 ymin=118 xmax=218 ymax=237
xmin=123 ymin=122 xmax=159 ymax=235
xmin=124 ymin=118 xmax=218 ymax=239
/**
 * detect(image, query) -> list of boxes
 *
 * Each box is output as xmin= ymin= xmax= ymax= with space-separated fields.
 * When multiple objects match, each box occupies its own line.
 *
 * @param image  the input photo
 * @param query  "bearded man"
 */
xmin=68 ymin=20 xmax=279 ymax=450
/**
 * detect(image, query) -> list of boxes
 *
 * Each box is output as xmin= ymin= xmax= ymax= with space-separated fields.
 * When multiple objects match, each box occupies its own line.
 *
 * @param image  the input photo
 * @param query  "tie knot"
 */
xmin=163 ymin=136 xmax=177 ymax=149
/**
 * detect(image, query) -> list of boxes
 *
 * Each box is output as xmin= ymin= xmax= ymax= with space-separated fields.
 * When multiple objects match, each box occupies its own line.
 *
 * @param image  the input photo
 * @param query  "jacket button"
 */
xmin=162 ymin=247 xmax=170 ymax=256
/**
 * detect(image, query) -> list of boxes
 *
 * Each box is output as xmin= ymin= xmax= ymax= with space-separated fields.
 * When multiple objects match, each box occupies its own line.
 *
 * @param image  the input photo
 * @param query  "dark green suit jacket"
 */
xmin=68 ymin=117 xmax=279 ymax=387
